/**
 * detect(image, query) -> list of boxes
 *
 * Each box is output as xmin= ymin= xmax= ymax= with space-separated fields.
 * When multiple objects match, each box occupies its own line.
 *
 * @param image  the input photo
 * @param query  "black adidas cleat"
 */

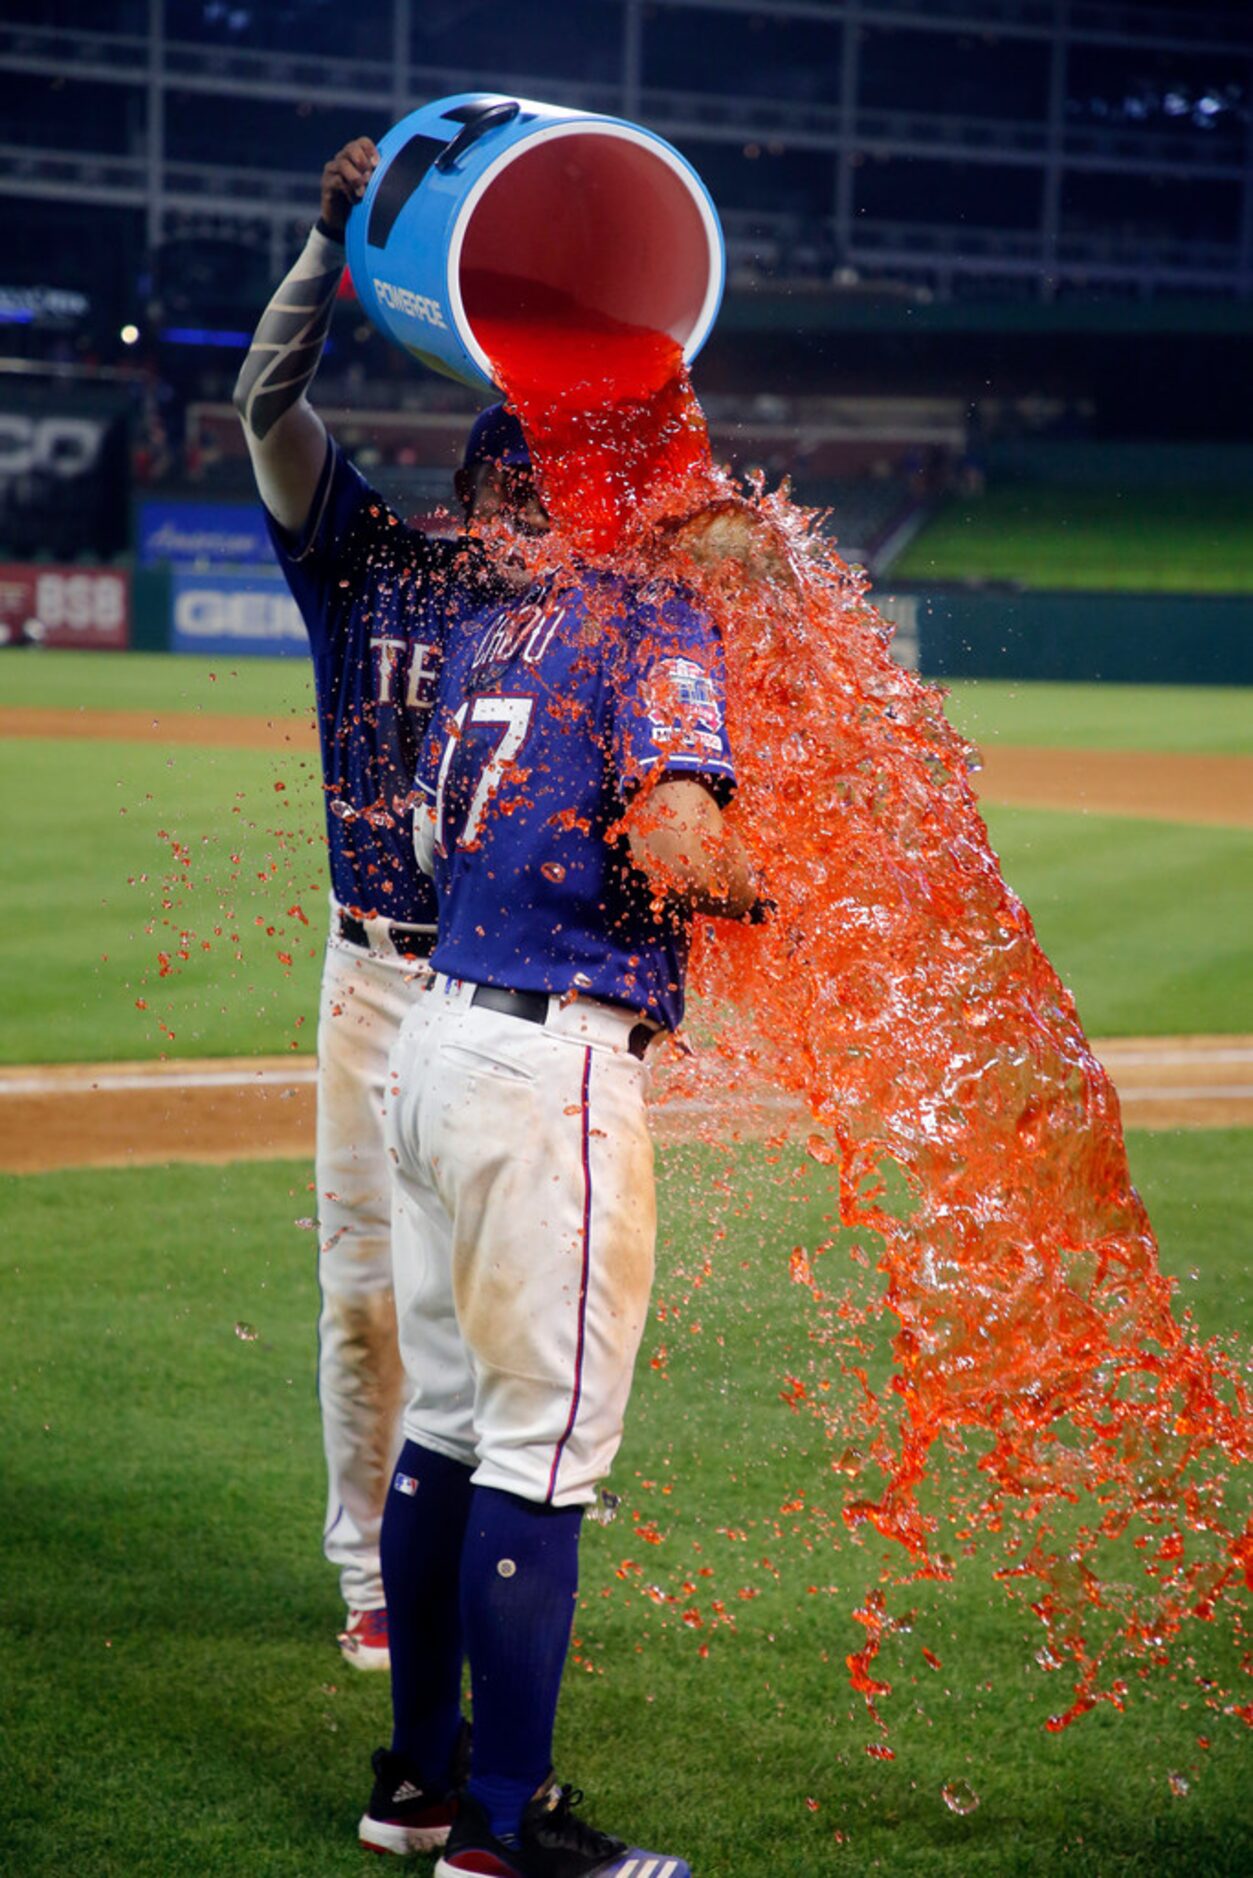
xmin=434 ymin=1776 xmax=692 ymax=1878
xmin=358 ymin=1724 xmax=470 ymax=1857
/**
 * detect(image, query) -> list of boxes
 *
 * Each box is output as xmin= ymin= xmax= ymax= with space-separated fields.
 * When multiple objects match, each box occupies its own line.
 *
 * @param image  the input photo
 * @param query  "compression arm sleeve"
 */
xmin=232 ymin=224 xmax=344 ymax=533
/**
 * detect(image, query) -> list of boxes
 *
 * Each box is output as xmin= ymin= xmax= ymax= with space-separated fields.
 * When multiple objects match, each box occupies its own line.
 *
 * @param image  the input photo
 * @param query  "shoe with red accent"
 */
xmin=434 ymin=1777 xmax=691 ymax=1878
xmin=358 ymin=1732 xmax=467 ymax=1857
xmin=338 ymin=1604 xmax=390 ymax=1671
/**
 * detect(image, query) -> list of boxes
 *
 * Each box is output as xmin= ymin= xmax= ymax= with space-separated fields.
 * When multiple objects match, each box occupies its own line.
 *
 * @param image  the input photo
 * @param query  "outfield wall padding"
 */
xmin=981 ymin=440 xmax=1253 ymax=489
xmin=131 ymin=567 xmax=170 ymax=652
xmin=892 ymin=587 xmax=1253 ymax=685
xmin=70 ymin=568 xmax=1253 ymax=686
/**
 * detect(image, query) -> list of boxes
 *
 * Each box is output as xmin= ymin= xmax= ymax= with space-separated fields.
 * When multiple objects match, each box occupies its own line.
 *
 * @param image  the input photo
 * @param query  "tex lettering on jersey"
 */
xmin=414 ymin=573 xmax=736 ymax=1031
xmin=267 ymin=440 xmax=497 ymax=923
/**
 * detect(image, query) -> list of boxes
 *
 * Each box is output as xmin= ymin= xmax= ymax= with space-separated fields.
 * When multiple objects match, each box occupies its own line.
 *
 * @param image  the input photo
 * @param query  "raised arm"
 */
xmin=232 ymin=137 xmax=379 ymax=533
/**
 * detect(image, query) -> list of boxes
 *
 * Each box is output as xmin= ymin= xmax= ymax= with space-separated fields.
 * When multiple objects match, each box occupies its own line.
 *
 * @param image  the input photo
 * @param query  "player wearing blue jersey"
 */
xmin=358 ymin=552 xmax=767 ymax=1871
xmin=232 ymin=137 xmax=539 ymax=1671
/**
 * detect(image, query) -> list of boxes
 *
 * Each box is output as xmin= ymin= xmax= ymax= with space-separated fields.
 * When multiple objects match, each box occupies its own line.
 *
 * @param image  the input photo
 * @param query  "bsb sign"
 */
xmin=0 ymin=563 xmax=130 ymax=649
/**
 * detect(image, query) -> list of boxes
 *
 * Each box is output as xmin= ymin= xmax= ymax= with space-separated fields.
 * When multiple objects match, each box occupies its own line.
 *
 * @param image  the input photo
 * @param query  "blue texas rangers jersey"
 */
xmin=415 ymin=571 xmax=736 ymax=1031
xmin=267 ymin=439 xmax=497 ymax=924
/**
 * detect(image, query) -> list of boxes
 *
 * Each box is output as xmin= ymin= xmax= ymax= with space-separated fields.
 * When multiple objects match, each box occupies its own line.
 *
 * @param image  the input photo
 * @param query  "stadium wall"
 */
xmin=980 ymin=441 xmax=1253 ymax=490
xmin=890 ymin=587 xmax=1253 ymax=685
xmin=132 ymin=568 xmax=171 ymax=653
xmin=6 ymin=564 xmax=1250 ymax=685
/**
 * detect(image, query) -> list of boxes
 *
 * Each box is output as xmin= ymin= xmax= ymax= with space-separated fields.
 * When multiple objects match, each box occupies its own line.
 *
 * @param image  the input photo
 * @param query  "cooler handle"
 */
xmin=436 ymin=100 xmax=521 ymax=172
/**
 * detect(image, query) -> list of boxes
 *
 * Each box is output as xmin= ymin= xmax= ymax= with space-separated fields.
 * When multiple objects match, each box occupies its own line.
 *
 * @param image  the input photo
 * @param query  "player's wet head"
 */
xmin=456 ymin=402 xmax=548 ymax=534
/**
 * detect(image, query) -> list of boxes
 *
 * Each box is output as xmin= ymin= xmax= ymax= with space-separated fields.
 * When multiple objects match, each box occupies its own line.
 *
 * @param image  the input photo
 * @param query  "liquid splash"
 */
xmin=671 ymin=509 xmax=1253 ymax=1732
xmin=476 ymin=302 xmax=1252 ymax=1732
xmin=471 ymin=281 xmax=712 ymax=555
xmin=124 ymin=762 xmax=323 ymax=1053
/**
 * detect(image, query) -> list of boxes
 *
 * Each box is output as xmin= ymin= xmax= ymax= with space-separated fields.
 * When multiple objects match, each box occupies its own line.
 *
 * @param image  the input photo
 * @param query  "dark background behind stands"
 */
xmin=1 ymin=0 xmax=1250 ymax=676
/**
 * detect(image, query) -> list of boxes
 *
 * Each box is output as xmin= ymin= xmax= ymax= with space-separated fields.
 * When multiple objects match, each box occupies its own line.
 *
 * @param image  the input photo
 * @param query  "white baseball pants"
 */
xmin=316 ymin=909 xmax=431 ymax=1609
xmin=385 ymin=974 xmax=658 ymax=1507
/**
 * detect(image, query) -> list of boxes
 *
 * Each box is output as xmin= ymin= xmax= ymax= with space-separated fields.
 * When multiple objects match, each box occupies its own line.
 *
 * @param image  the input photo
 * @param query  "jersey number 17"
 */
xmin=432 ymin=695 xmax=534 ymax=854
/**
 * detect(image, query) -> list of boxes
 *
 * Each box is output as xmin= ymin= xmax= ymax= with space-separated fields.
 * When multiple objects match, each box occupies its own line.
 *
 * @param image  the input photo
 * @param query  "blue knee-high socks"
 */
xmin=460 ymin=1485 xmax=584 ymax=1842
xmin=379 ymin=1439 xmax=474 ymax=1785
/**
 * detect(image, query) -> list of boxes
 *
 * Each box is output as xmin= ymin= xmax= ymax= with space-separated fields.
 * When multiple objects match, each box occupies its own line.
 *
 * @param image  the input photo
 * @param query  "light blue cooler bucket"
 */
xmin=345 ymin=93 xmax=725 ymax=392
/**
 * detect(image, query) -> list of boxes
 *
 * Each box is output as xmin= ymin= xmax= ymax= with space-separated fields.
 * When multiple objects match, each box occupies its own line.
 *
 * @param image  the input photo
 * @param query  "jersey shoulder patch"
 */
xmin=642 ymin=654 xmax=725 ymax=756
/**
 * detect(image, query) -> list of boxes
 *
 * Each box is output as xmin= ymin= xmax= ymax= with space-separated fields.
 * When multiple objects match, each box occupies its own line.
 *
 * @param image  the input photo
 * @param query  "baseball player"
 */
xmin=356 ymin=546 xmax=768 ymax=1871
xmin=232 ymin=137 xmax=525 ymax=1667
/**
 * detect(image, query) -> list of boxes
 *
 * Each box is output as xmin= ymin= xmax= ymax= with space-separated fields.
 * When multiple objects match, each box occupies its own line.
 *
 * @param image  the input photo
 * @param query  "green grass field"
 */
xmin=895 ymin=486 xmax=1253 ymax=593
xmin=2 ymin=663 xmax=1248 ymax=1061
xmin=6 ymin=654 xmax=1253 ymax=754
xmin=0 ymin=647 xmax=317 ymax=720
xmin=1 ymin=736 xmax=327 ymax=1062
xmin=942 ymin=679 xmax=1253 ymax=755
xmin=989 ymin=810 xmax=1251 ymax=1037
xmin=4 ymin=658 xmax=1250 ymax=1872
xmin=3 ymin=1130 xmax=1250 ymax=1877
xmin=4 ymin=657 xmax=1247 ymax=751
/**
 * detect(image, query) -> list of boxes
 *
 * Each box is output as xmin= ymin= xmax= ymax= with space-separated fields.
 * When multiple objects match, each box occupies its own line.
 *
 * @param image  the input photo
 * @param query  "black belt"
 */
xmin=470 ymin=983 xmax=658 ymax=1061
xmin=337 ymin=911 xmax=435 ymax=960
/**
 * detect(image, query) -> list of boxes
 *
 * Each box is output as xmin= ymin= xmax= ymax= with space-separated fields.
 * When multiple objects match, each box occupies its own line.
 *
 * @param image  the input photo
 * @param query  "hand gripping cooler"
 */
xmin=346 ymin=93 xmax=725 ymax=392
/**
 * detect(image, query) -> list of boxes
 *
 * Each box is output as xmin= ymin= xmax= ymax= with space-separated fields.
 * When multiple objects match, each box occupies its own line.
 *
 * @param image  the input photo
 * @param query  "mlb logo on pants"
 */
xmin=392 ymin=1472 xmax=419 ymax=1497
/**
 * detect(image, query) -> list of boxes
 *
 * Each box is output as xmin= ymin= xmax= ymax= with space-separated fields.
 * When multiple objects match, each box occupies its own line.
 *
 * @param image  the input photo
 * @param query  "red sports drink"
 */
xmin=480 ymin=244 xmax=1252 ymax=1745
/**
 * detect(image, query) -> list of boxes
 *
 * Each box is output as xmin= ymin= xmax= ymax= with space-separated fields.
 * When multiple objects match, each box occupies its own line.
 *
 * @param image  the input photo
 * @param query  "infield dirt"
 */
xmin=3 ymin=1034 xmax=1250 ymax=1174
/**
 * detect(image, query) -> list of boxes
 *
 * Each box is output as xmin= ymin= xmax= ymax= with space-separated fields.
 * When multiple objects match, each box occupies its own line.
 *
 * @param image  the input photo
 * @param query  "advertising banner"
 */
xmin=171 ymin=570 xmax=306 ymax=658
xmin=0 ymin=386 xmax=129 ymax=559
xmin=0 ymin=563 xmax=130 ymax=649
xmin=138 ymin=499 xmax=276 ymax=569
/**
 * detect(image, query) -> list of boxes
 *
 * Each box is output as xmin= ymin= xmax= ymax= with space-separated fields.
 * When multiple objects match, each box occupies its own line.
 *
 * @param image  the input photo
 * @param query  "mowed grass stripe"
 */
xmin=4 ymin=656 xmax=1252 ymax=756
xmin=943 ymin=680 xmax=1253 ymax=757
xmin=2 ymin=737 xmax=1249 ymax=1065
xmin=0 ymin=648 xmax=316 ymax=719
xmin=989 ymin=807 xmax=1253 ymax=1039
xmin=0 ymin=736 xmax=327 ymax=1064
